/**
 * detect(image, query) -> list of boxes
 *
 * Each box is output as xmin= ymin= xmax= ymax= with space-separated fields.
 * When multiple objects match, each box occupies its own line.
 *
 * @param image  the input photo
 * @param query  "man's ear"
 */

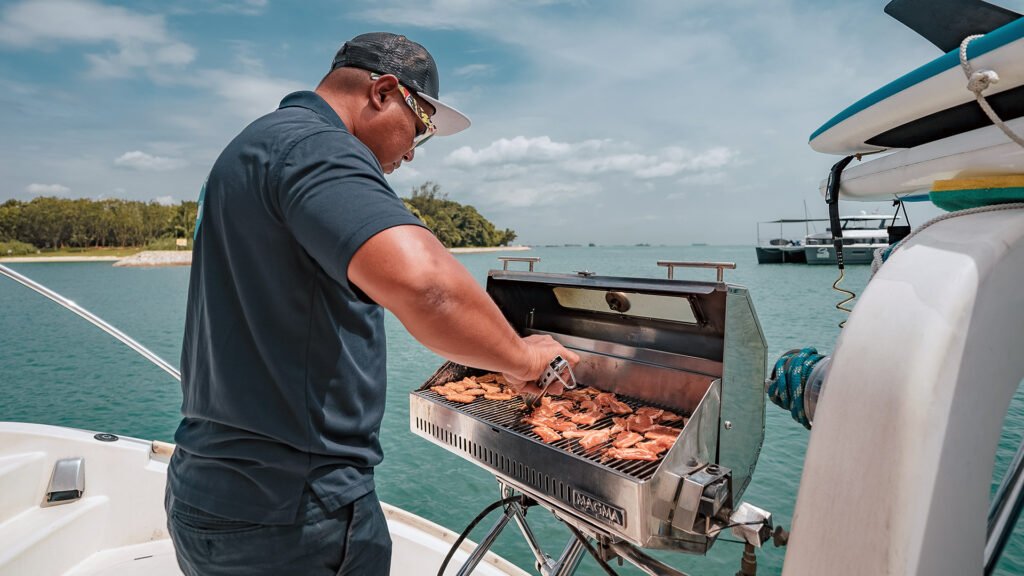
xmin=369 ymin=74 xmax=400 ymax=112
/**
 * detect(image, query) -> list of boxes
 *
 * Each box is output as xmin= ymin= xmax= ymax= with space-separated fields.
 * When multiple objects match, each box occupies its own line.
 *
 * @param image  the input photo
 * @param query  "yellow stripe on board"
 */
xmin=932 ymin=175 xmax=1024 ymax=192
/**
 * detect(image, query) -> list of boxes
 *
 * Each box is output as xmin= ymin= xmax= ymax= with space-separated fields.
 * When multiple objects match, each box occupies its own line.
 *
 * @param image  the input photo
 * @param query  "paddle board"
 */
xmin=809 ymin=17 xmax=1024 ymax=155
xmin=817 ymin=116 xmax=1024 ymax=202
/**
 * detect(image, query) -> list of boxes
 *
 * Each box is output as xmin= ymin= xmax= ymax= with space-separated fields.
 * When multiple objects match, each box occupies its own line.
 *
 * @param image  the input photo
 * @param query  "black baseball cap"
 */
xmin=332 ymin=32 xmax=471 ymax=137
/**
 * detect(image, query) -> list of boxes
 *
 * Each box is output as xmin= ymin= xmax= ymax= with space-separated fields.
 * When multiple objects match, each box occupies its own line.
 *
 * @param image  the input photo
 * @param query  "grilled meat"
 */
xmin=484 ymin=392 xmax=514 ymax=401
xmin=612 ymin=431 xmax=644 ymax=449
xmin=532 ymin=426 xmax=562 ymax=444
xmin=603 ymin=447 xmax=659 ymax=461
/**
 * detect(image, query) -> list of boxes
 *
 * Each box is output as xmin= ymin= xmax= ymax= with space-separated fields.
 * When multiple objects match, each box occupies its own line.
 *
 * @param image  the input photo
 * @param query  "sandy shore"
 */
xmin=0 ymin=256 xmax=122 ymax=263
xmin=2 ymin=245 xmax=531 ymax=267
xmin=448 ymin=246 xmax=531 ymax=254
xmin=113 ymin=251 xmax=192 ymax=267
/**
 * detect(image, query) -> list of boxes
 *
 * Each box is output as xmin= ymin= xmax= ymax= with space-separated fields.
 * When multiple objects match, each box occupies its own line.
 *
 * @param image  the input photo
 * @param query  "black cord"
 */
xmin=563 ymin=521 xmax=620 ymax=576
xmin=825 ymin=155 xmax=856 ymax=271
xmin=437 ymin=495 xmax=527 ymax=576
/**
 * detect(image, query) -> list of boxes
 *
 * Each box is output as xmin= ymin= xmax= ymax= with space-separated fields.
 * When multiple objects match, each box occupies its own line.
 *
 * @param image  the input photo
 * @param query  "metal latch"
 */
xmin=672 ymin=463 xmax=732 ymax=532
xmin=44 ymin=457 xmax=85 ymax=506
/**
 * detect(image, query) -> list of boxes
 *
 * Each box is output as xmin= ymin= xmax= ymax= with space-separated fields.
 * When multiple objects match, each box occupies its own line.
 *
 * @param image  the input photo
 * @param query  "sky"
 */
xmin=1 ymin=0 xmax=1017 ymax=245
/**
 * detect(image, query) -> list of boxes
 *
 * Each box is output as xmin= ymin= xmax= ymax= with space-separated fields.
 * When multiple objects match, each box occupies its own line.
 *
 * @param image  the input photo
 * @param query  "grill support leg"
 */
xmin=548 ymin=537 xmax=586 ymax=576
xmin=456 ymin=507 xmax=516 ymax=576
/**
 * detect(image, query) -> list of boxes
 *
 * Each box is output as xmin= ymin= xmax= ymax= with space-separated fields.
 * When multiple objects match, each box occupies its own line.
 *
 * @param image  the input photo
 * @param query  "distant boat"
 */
xmin=803 ymin=214 xmax=899 ymax=265
xmin=692 ymin=242 xmax=708 ymax=247
xmin=755 ymin=218 xmax=825 ymax=264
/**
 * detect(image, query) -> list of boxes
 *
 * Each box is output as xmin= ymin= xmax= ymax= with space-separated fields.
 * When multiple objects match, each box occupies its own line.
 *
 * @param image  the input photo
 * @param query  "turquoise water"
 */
xmin=1 ymin=246 xmax=1021 ymax=575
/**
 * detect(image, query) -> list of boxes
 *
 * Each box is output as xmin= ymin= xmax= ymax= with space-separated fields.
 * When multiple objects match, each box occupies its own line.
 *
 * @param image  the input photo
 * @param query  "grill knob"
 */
xmin=606 ymin=291 xmax=631 ymax=313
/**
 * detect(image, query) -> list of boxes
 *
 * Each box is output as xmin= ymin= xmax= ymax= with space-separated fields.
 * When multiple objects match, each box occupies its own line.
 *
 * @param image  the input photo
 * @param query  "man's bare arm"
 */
xmin=348 ymin=225 xmax=577 ymax=384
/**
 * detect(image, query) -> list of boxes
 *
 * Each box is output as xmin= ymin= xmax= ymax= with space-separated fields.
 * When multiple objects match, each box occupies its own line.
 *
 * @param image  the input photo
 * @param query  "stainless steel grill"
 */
xmin=409 ymin=261 xmax=768 ymax=573
xmin=416 ymin=387 xmax=687 ymax=481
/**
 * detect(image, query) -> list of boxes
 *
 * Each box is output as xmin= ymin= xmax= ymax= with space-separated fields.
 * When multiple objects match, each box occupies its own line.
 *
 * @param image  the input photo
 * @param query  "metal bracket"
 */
xmin=498 ymin=256 xmax=541 ymax=271
xmin=656 ymin=261 xmax=736 ymax=282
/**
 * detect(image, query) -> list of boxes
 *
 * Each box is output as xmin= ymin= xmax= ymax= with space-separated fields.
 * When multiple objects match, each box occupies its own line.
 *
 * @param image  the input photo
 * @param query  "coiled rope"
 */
xmin=767 ymin=347 xmax=826 ymax=430
xmin=960 ymin=34 xmax=1024 ymax=148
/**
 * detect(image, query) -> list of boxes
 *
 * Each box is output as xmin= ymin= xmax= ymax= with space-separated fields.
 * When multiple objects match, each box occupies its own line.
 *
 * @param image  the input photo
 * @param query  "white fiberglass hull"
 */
xmin=0 ymin=422 xmax=527 ymax=576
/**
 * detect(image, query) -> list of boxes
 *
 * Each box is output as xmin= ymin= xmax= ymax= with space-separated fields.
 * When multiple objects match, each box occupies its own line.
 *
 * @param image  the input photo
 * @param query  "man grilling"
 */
xmin=165 ymin=32 xmax=578 ymax=576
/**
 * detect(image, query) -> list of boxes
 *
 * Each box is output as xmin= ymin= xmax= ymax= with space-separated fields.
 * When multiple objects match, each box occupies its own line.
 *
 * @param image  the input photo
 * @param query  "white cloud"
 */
xmin=446 ymin=136 xmax=578 ymax=167
xmin=194 ymin=70 xmax=304 ymax=120
xmin=25 ymin=183 xmax=70 ymax=194
xmin=152 ymin=195 xmax=175 ymax=205
xmin=453 ymin=64 xmax=494 ymax=78
xmin=446 ymin=136 xmax=737 ymax=181
xmin=114 ymin=151 xmax=187 ymax=171
xmin=479 ymin=181 xmax=600 ymax=209
xmin=0 ymin=0 xmax=195 ymax=77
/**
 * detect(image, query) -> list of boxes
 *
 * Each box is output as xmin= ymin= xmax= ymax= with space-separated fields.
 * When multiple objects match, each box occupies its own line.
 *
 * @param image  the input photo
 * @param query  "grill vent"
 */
xmin=415 ymin=417 xmax=566 ymax=501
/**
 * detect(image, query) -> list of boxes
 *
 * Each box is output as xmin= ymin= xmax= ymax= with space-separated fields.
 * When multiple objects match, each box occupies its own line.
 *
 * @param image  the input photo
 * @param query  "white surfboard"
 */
xmin=809 ymin=17 xmax=1024 ymax=155
xmin=817 ymin=116 xmax=1024 ymax=202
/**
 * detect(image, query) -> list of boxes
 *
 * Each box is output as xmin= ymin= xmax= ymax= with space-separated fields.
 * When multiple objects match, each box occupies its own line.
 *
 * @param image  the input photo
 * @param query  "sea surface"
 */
xmin=2 ymin=245 xmax=1022 ymax=575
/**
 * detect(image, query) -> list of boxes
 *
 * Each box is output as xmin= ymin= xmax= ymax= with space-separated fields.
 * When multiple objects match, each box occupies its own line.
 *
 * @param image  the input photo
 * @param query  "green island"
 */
xmin=0 ymin=182 xmax=516 ymax=258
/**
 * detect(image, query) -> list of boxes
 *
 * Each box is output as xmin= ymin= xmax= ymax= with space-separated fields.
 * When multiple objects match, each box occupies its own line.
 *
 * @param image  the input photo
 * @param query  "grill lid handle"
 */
xmin=498 ymin=256 xmax=541 ymax=271
xmin=657 ymin=261 xmax=736 ymax=282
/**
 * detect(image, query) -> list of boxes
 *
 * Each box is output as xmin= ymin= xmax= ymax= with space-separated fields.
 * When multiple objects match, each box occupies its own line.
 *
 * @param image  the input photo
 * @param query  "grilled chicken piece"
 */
xmin=561 ymin=389 xmax=590 ymax=402
xmin=603 ymin=447 xmax=659 ymax=461
xmin=578 ymin=429 xmax=611 ymax=451
xmin=541 ymin=396 xmax=574 ymax=415
xmin=532 ymin=426 xmax=562 ymax=443
xmin=612 ymin=432 xmax=644 ymax=449
xmin=578 ymin=399 xmax=598 ymax=412
xmin=460 ymin=377 xmax=480 ymax=389
xmin=636 ymin=441 xmax=668 ymax=455
xmin=477 ymin=373 xmax=498 ymax=383
xmin=446 ymin=382 xmax=469 ymax=393
xmin=531 ymin=405 xmax=558 ymax=419
xmin=548 ymin=419 xmax=578 ymax=433
xmin=645 ymin=425 xmax=682 ymax=439
xmin=625 ymin=414 xmax=657 ymax=433
xmin=484 ymin=392 xmax=513 ymax=401
xmin=431 ymin=385 xmax=455 ymax=396
xmin=595 ymin=392 xmax=633 ymax=415
xmin=569 ymin=411 xmax=602 ymax=426
xmin=445 ymin=393 xmax=477 ymax=403
xmin=645 ymin=435 xmax=676 ymax=450
xmin=635 ymin=407 xmax=664 ymax=420
xmin=610 ymin=417 xmax=627 ymax=435
xmin=658 ymin=410 xmax=684 ymax=423
xmin=479 ymin=382 xmax=501 ymax=394
xmin=463 ymin=388 xmax=486 ymax=396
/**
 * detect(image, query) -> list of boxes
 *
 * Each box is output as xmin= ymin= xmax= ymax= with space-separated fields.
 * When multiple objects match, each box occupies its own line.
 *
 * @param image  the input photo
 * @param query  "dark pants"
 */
xmin=165 ymin=486 xmax=392 ymax=576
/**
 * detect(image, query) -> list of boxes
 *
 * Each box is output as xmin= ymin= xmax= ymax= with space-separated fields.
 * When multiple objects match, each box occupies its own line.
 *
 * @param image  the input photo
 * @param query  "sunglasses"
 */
xmin=371 ymin=73 xmax=437 ymax=148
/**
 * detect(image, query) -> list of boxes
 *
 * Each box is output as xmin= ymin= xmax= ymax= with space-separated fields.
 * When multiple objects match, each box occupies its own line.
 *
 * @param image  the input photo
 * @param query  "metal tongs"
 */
xmin=522 ymin=355 xmax=578 ymax=409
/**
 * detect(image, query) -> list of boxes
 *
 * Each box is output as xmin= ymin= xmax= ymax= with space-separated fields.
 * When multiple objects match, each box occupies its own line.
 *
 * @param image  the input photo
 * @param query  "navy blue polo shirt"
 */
xmin=169 ymin=91 xmax=425 ymax=524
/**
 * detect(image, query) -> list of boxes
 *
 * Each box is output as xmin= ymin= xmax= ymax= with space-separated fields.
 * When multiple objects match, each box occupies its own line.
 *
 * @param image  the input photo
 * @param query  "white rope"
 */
xmin=959 ymin=34 xmax=1024 ymax=148
xmin=871 ymin=202 xmax=1024 ymax=277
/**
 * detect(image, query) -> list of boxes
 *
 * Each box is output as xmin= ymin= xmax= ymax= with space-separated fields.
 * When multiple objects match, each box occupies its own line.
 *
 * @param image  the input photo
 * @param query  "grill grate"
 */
xmin=414 ymin=389 xmax=687 ymax=482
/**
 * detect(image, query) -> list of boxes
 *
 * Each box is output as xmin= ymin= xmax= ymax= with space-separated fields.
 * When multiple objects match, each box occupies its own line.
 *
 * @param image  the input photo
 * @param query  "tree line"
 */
xmin=0 ymin=197 xmax=197 ymax=250
xmin=0 ymin=182 xmax=515 ymax=252
xmin=402 ymin=182 xmax=517 ymax=248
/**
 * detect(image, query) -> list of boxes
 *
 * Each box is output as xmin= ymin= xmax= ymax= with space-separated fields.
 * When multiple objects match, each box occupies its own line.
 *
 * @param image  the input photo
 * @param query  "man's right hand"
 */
xmin=502 ymin=334 xmax=580 ymax=397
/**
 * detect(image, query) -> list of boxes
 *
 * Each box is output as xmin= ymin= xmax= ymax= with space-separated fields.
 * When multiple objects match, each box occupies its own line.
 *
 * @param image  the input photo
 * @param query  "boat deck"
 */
xmin=0 ymin=423 xmax=528 ymax=576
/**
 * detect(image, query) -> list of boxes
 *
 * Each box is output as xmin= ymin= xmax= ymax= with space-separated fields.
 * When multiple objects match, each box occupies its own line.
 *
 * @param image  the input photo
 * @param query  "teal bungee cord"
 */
xmin=768 ymin=348 xmax=827 ymax=429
